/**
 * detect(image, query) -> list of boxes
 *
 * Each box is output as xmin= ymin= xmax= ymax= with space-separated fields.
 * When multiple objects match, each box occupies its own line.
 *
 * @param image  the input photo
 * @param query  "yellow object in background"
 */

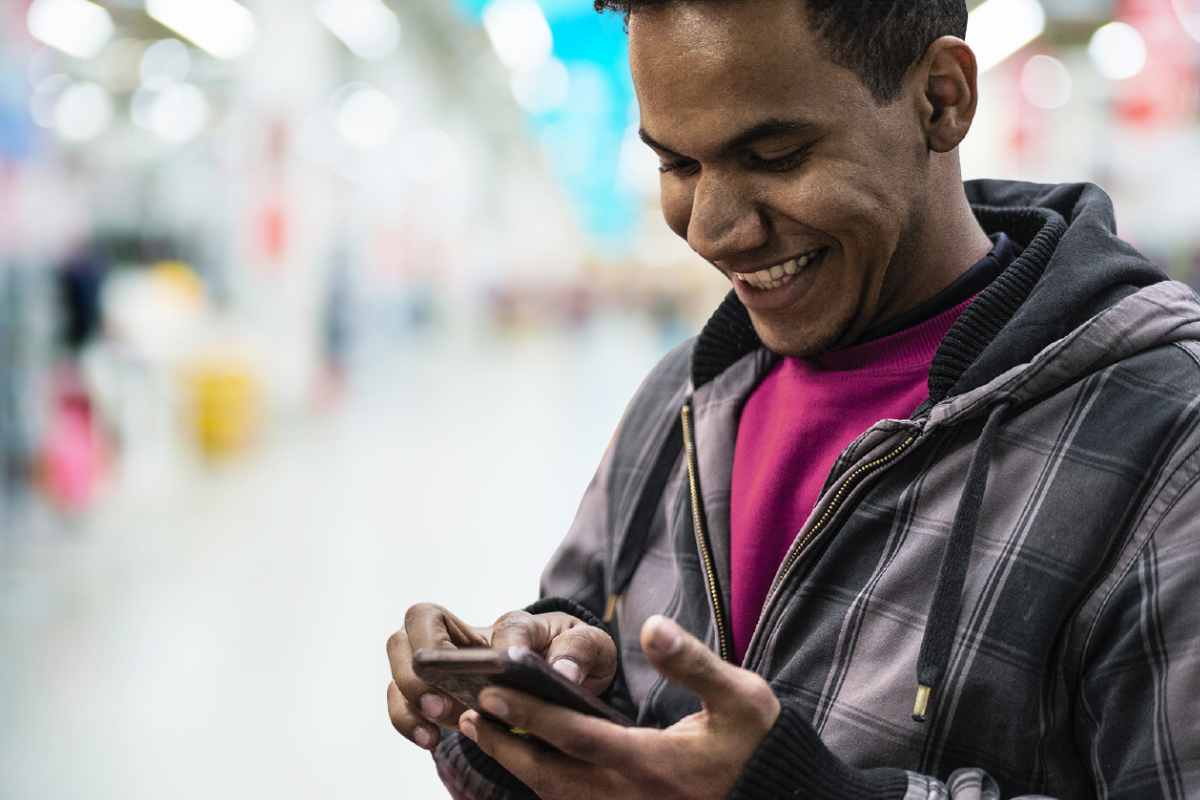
xmin=189 ymin=358 xmax=259 ymax=458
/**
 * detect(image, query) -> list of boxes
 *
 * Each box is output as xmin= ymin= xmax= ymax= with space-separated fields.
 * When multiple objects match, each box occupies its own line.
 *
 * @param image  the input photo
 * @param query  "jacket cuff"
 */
xmin=525 ymin=595 xmax=610 ymax=632
xmin=433 ymin=729 xmax=539 ymax=800
xmin=729 ymin=701 xmax=909 ymax=800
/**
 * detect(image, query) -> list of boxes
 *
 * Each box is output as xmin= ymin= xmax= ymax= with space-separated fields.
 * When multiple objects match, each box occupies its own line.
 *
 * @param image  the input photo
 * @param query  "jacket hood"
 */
xmin=691 ymin=180 xmax=1173 ymax=404
xmin=944 ymin=180 xmax=1167 ymax=400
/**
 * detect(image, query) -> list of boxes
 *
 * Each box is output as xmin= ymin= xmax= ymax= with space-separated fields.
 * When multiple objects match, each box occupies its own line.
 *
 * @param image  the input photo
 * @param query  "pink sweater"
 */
xmin=729 ymin=298 xmax=974 ymax=662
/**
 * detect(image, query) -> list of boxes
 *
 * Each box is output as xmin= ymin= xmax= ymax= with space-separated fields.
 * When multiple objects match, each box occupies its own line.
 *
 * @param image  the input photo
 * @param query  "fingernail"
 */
xmin=420 ymin=693 xmax=446 ymax=720
xmin=551 ymin=657 xmax=582 ymax=684
xmin=648 ymin=616 xmax=682 ymax=656
xmin=413 ymin=726 xmax=432 ymax=749
xmin=461 ymin=719 xmax=478 ymax=743
xmin=479 ymin=692 xmax=509 ymax=720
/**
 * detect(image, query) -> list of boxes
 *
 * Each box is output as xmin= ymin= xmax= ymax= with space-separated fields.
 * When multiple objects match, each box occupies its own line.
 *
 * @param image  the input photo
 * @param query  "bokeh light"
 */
xmin=1020 ymin=54 xmax=1072 ymax=109
xmin=26 ymin=0 xmax=114 ymax=59
xmin=483 ymin=0 xmax=553 ymax=73
xmin=335 ymin=84 xmax=397 ymax=148
xmin=1089 ymin=21 xmax=1147 ymax=80
xmin=53 ymin=81 xmax=112 ymax=141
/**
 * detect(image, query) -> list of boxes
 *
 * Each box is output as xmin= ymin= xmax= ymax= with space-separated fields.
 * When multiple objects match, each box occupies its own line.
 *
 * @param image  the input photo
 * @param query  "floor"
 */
xmin=0 ymin=318 xmax=677 ymax=800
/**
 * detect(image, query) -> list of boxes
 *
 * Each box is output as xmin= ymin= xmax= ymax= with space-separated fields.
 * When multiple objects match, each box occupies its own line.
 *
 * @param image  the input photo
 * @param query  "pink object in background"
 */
xmin=40 ymin=372 xmax=102 ymax=512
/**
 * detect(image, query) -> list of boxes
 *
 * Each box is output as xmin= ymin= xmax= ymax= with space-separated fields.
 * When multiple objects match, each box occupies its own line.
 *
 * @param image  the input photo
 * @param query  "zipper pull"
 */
xmin=603 ymin=594 xmax=619 ymax=622
xmin=912 ymin=684 xmax=931 ymax=723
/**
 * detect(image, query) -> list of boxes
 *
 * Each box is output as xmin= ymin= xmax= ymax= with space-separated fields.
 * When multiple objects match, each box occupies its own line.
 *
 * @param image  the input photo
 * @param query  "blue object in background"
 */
xmin=0 ymin=54 xmax=39 ymax=162
xmin=455 ymin=0 xmax=645 ymax=257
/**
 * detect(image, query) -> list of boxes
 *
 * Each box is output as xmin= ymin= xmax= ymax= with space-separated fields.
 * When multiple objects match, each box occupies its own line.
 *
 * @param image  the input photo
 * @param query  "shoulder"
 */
xmin=609 ymin=339 xmax=695 ymax=458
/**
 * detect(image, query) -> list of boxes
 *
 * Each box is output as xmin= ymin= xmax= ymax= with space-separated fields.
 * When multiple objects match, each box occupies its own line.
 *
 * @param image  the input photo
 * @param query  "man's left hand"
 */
xmin=459 ymin=615 xmax=780 ymax=800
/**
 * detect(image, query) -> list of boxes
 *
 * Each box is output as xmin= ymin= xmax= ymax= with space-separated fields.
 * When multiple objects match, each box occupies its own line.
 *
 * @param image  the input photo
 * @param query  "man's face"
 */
xmin=630 ymin=0 xmax=935 ymax=356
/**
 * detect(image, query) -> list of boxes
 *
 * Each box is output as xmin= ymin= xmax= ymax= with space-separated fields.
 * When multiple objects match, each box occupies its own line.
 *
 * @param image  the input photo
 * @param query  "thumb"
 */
xmin=640 ymin=615 xmax=778 ymax=721
xmin=545 ymin=624 xmax=617 ymax=696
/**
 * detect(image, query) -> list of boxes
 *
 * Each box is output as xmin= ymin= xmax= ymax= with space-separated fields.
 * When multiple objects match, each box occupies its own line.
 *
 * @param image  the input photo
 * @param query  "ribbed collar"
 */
xmin=692 ymin=203 xmax=1066 ymax=401
xmin=803 ymin=297 xmax=974 ymax=374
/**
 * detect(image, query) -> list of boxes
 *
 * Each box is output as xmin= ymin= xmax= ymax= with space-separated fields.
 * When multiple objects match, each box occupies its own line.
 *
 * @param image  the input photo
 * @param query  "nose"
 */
xmin=685 ymin=171 xmax=769 ymax=265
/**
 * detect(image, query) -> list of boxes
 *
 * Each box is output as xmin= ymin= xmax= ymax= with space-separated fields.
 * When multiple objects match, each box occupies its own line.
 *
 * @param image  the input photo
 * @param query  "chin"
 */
xmin=750 ymin=314 xmax=854 ymax=358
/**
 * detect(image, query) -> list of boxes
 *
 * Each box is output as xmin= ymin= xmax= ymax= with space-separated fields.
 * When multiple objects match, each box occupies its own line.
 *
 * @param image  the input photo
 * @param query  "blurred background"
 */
xmin=0 ymin=0 xmax=1197 ymax=797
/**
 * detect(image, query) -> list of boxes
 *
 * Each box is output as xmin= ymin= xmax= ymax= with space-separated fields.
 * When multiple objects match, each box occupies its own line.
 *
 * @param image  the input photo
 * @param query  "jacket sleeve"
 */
xmin=729 ymin=703 xmax=1056 ymax=800
xmin=1070 ymin=437 xmax=1200 ymax=800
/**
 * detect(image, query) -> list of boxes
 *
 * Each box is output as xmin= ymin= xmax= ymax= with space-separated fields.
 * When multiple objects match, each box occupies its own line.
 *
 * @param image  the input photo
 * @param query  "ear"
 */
xmin=916 ymin=36 xmax=978 ymax=153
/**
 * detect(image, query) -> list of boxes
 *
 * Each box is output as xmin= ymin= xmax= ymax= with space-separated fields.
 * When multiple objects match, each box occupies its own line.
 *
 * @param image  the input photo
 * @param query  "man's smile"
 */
xmin=729 ymin=247 xmax=828 ymax=291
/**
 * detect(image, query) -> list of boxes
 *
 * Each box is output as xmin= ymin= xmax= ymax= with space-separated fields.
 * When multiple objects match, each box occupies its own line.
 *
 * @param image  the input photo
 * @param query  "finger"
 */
xmin=490 ymin=610 xmax=592 ymax=654
xmin=387 ymin=605 xmax=484 ymax=726
xmin=639 ymin=615 xmax=779 ymax=724
xmin=476 ymin=685 xmax=637 ymax=767
xmin=488 ymin=610 xmax=542 ymax=651
xmin=387 ymin=626 xmax=462 ymax=725
xmin=387 ymin=681 xmax=441 ymax=751
xmin=544 ymin=625 xmax=617 ymax=696
xmin=460 ymin=710 xmax=611 ymax=800
xmin=405 ymin=603 xmax=490 ymax=651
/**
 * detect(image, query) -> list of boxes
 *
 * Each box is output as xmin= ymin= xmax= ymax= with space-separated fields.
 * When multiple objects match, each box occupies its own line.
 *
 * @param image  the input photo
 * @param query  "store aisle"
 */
xmin=0 ymin=321 xmax=675 ymax=800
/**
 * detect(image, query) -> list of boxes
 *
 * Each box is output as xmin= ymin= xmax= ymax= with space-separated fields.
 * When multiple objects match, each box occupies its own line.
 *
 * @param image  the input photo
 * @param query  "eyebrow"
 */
xmin=639 ymin=118 xmax=817 ymax=158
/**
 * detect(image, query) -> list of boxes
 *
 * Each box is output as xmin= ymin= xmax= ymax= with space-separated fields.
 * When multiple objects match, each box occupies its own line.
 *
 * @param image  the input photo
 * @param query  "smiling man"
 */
xmin=387 ymin=1 xmax=1200 ymax=798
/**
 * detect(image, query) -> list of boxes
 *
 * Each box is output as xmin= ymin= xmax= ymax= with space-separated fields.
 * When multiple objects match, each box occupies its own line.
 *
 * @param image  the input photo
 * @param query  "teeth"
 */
xmin=733 ymin=248 xmax=823 ymax=291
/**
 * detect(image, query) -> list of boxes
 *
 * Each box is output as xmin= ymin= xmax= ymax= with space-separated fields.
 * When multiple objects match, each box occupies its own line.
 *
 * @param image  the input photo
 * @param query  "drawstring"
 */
xmin=604 ymin=414 xmax=685 ymax=623
xmin=912 ymin=401 xmax=1011 ymax=723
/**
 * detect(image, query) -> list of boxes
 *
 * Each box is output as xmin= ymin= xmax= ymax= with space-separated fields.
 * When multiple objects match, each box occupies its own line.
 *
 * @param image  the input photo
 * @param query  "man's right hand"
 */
xmin=386 ymin=603 xmax=618 ymax=751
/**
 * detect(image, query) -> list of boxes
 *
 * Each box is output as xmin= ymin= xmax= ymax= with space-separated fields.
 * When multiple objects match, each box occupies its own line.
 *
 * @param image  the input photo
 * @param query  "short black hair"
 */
xmin=594 ymin=0 xmax=968 ymax=104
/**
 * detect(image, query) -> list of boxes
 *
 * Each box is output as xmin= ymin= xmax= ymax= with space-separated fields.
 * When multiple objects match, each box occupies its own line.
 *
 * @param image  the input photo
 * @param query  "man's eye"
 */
xmin=750 ymin=148 xmax=810 ymax=172
xmin=659 ymin=159 xmax=698 ymax=176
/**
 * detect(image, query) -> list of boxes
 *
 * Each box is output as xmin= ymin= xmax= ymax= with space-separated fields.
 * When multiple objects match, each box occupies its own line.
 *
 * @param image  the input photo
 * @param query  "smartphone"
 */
xmin=413 ymin=646 xmax=634 ymax=728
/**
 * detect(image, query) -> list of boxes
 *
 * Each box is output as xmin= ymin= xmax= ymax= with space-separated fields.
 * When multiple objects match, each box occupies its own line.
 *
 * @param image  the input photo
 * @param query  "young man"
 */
xmin=387 ymin=1 xmax=1200 ymax=797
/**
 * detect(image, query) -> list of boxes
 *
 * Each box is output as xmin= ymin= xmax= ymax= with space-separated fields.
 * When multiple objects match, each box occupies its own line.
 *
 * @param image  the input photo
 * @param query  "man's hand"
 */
xmin=458 ymin=615 xmax=780 ymax=800
xmin=386 ymin=603 xmax=617 ymax=752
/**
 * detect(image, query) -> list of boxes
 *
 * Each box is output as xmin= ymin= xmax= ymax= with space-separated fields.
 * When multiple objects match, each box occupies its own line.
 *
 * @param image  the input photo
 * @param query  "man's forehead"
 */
xmin=628 ymin=0 xmax=846 ymax=150
xmin=631 ymin=2 xmax=803 ymax=64
xmin=628 ymin=0 xmax=832 ymax=101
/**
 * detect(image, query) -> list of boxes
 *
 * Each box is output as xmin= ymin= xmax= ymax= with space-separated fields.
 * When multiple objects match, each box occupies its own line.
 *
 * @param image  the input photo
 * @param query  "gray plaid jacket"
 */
xmin=435 ymin=181 xmax=1200 ymax=799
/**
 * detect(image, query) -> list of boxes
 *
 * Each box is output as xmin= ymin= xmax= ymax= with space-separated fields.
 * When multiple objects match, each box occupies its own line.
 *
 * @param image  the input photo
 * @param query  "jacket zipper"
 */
xmin=681 ymin=402 xmax=733 ymax=663
xmin=757 ymin=435 xmax=917 ymax=625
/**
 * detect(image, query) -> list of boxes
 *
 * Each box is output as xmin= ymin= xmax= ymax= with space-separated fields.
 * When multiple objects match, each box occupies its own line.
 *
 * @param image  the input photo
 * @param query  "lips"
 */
xmin=731 ymin=248 xmax=825 ymax=291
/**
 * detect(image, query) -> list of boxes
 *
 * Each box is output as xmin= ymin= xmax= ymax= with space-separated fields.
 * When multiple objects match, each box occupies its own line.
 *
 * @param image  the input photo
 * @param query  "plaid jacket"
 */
xmin=435 ymin=181 xmax=1200 ymax=799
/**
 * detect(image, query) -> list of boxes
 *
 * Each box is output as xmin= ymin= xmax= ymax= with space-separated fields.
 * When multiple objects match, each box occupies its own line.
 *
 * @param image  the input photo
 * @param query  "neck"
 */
xmin=873 ymin=153 xmax=992 ymax=333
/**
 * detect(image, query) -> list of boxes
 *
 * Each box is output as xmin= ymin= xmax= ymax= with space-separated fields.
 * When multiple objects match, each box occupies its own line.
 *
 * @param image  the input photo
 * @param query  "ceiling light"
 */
xmin=1088 ymin=22 xmax=1147 ymax=80
xmin=314 ymin=0 xmax=401 ymax=60
xmin=335 ymin=85 xmax=397 ymax=148
xmin=482 ymin=0 xmax=553 ymax=74
xmin=146 ymin=0 xmax=257 ymax=60
xmin=27 ymin=0 xmax=114 ymax=60
xmin=54 ymin=81 xmax=112 ymax=141
xmin=140 ymin=39 xmax=191 ymax=90
xmin=132 ymin=83 xmax=210 ymax=142
xmin=1020 ymin=55 xmax=1072 ymax=109
xmin=967 ymin=0 xmax=1046 ymax=74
